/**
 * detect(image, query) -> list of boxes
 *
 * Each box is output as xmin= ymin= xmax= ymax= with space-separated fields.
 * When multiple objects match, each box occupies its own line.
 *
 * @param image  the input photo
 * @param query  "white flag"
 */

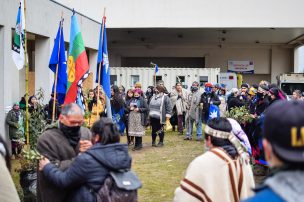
xmin=12 ymin=0 xmax=25 ymax=70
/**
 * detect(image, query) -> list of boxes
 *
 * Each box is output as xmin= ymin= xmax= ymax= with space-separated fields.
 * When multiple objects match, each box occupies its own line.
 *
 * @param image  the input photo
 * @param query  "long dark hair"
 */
xmin=87 ymin=89 xmax=96 ymax=112
xmin=91 ymin=118 xmax=120 ymax=145
xmin=0 ymin=136 xmax=11 ymax=170
xmin=111 ymin=85 xmax=124 ymax=111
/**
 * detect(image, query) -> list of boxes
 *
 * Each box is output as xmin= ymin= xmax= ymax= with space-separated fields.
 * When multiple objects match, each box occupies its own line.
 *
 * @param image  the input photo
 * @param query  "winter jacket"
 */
xmin=170 ymin=89 xmax=189 ymax=115
xmin=6 ymin=109 xmax=23 ymax=140
xmin=200 ymin=92 xmax=221 ymax=120
xmin=227 ymin=96 xmax=245 ymax=111
xmin=187 ymin=90 xmax=202 ymax=121
xmin=244 ymin=170 xmax=304 ymax=202
xmin=43 ymin=143 xmax=132 ymax=202
xmin=37 ymin=123 xmax=92 ymax=202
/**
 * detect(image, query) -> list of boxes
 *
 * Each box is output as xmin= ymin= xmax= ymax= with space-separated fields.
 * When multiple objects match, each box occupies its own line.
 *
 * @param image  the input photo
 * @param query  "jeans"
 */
xmin=177 ymin=115 xmax=184 ymax=133
xmin=186 ymin=116 xmax=202 ymax=139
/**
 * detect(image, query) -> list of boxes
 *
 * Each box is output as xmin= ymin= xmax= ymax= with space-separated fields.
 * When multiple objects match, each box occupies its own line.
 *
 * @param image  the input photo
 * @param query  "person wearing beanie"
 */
xmin=184 ymin=81 xmax=203 ymax=140
xmin=128 ymin=89 xmax=148 ymax=150
xmin=6 ymin=102 xmax=24 ymax=159
xmin=174 ymin=117 xmax=254 ymax=202
xmin=148 ymin=85 xmax=172 ymax=147
xmin=244 ymin=101 xmax=304 ymax=202
xmin=269 ymin=87 xmax=286 ymax=106
xmin=240 ymin=83 xmax=250 ymax=103
xmin=249 ymin=84 xmax=270 ymax=116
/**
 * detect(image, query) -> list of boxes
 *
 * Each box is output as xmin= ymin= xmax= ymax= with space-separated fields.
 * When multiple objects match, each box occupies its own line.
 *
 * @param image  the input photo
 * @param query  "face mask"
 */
xmin=257 ymin=92 xmax=263 ymax=98
xmin=60 ymin=123 xmax=81 ymax=146
xmin=205 ymin=87 xmax=212 ymax=93
xmin=191 ymin=86 xmax=198 ymax=92
xmin=134 ymin=96 xmax=140 ymax=99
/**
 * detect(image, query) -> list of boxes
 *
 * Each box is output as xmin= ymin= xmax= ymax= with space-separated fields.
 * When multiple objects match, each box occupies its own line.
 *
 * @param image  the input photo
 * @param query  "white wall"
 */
xmin=58 ymin=0 xmax=304 ymax=28
xmin=294 ymin=45 xmax=304 ymax=73
xmin=109 ymin=44 xmax=293 ymax=84
xmin=0 ymin=0 xmax=101 ymax=139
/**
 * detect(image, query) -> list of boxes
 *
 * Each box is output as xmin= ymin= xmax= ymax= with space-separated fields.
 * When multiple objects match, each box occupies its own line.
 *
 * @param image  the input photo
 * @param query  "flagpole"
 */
xmin=23 ymin=0 xmax=30 ymax=147
xmin=97 ymin=7 xmax=106 ymax=118
xmin=52 ymin=15 xmax=63 ymax=122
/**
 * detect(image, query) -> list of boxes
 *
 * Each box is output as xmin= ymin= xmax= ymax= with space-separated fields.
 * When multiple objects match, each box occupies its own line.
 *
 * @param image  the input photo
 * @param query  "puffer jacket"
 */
xmin=43 ymin=143 xmax=132 ymax=202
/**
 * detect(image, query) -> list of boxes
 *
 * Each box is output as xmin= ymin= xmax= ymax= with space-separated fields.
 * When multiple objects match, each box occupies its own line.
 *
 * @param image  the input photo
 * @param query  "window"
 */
xmin=199 ymin=76 xmax=208 ymax=87
xmin=110 ymin=75 xmax=117 ymax=86
xmin=131 ymin=75 xmax=140 ymax=86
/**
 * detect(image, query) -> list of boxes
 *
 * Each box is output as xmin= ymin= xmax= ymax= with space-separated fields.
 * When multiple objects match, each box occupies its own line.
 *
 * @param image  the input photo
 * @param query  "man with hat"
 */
xmin=245 ymin=101 xmax=304 ymax=202
xmin=174 ymin=117 xmax=254 ymax=202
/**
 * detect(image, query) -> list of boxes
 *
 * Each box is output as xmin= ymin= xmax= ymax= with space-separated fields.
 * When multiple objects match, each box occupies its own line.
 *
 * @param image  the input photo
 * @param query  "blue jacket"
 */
xmin=43 ymin=143 xmax=132 ymax=202
xmin=244 ymin=187 xmax=285 ymax=202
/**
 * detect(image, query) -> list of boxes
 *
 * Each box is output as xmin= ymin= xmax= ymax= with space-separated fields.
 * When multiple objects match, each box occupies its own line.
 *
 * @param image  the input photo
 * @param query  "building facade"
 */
xmin=1 ymin=0 xmax=304 ymax=138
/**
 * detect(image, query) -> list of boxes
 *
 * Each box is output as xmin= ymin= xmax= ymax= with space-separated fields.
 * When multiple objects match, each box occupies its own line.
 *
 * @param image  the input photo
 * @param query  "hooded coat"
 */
xmin=37 ymin=123 xmax=92 ymax=202
xmin=42 ymin=143 xmax=132 ymax=202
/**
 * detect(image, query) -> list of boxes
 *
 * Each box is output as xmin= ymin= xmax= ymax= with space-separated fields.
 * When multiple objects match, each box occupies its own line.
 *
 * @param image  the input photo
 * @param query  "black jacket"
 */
xmin=200 ymin=92 xmax=221 ymax=120
xmin=43 ymin=143 xmax=132 ymax=202
xmin=227 ymin=96 xmax=245 ymax=111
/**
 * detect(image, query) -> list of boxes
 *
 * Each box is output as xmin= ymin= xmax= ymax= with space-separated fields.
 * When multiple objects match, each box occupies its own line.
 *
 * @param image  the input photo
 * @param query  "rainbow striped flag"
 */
xmin=64 ymin=13 xmax=89 ymax=107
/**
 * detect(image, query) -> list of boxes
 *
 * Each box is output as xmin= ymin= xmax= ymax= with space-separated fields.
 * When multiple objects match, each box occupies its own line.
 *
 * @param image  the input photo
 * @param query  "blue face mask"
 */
xmin=205 ymin=87 xmax=212 ymax=93
xmin=191 ymin=86 xmax=198 ymax=92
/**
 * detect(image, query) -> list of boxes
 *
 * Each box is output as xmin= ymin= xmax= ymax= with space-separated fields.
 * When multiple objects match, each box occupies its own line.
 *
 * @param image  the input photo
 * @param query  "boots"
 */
xmin=133 ymin=137 xmax=142 ymax=151
xmin=158 ymin=132 xmax=164 ymax=147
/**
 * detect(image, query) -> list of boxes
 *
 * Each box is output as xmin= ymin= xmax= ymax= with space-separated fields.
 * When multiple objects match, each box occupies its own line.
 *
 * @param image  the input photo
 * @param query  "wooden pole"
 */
xmin=96 ymin=8 xmax=106 ymax=118
xmin=52 ymin=15 xmax=63 ymax=122
xmin=23 ymin=0 xmax=30 ymax=147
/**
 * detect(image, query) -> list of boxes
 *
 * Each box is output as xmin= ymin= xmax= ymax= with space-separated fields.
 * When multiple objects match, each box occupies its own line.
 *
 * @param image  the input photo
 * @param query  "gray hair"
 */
xmin=61 ymin=103 xmax=84 ymax=116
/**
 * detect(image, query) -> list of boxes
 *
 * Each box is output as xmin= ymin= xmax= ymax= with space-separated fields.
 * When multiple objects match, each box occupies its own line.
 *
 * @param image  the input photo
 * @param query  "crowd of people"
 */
xmin=2 ymin=78 xmax=304 ymax=202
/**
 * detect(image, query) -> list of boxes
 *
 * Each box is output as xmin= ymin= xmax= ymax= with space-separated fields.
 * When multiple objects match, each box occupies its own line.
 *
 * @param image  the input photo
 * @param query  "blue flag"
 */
xmin=96 ymin=17 xmax=112 ymax=119
xmin=208 ymin=104 xmax=220 ymax=121
xmin=155 ymin=64 xmax=159 ymax=73
xmin=49 ymin=21 xmax=67 ymax=105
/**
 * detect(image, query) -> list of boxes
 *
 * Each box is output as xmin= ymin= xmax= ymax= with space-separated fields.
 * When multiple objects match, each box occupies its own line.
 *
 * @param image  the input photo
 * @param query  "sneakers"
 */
xmin=152 ymin=142 xmax=157 ymax=147
xmin=184 ymin=137 xmax=192 ymax=140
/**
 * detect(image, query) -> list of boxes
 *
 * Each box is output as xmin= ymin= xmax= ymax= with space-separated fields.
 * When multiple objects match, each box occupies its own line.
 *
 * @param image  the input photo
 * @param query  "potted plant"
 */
xmin=18 ymin=88 xmax=47 ymax=202
xmin=226 ymin=106 xmax=253 ymax=125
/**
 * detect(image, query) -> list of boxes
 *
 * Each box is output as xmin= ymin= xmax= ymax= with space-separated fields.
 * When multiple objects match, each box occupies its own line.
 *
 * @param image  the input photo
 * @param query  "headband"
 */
xmin=258 ymin=87 xmax=267 ymax=93
xmin=204 ymin=125 xmax=249 ymax=164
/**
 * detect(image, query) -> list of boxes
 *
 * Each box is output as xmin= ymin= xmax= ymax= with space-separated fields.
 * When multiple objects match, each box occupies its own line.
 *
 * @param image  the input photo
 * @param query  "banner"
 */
xmin=228 ymin=60 xmax=254 ymax=74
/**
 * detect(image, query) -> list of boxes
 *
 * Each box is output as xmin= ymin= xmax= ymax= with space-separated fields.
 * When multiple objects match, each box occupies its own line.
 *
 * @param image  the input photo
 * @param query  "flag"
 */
xmin=12 ymin=0 xmax=25 ymax=70
xmin=155 ymin=64 xmax=159 ymax=73
xmin=49 ymin=20 xmax=67 ymax=105
xmin=96 ymin=16 xmax=112 ymax=118
xmin=208 ymin=104 xmax=220 ymax=121
xmin=64 ymin=14 xmax=90 ymax=108
xmin=150 ymin=62 xmax=159 ymax=73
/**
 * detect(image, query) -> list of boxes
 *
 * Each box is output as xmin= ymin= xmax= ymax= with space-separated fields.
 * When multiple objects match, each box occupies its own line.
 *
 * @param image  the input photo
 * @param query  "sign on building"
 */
xmin=228 ymin=60 xmax=254 ymax=74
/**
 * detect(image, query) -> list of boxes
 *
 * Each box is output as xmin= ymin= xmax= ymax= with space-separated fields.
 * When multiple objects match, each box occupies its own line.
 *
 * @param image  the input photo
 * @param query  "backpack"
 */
xmin=94 ymin=170 xmax=142 ymax=202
